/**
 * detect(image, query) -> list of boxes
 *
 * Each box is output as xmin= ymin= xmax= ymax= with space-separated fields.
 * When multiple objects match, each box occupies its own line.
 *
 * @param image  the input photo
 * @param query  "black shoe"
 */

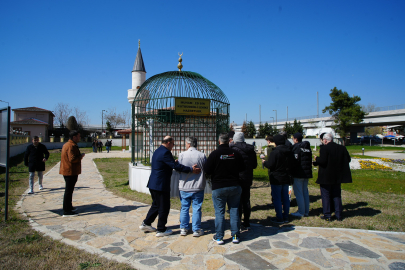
xmin=271 ymin=218 xmax=284 ymax=224
xmin=63 ymin=212 xmax=78 ymax=217
xmin=320 ymin=215 xmax=332 ymax=221
xmin=336 ymin=217 xmax=343 ymax=221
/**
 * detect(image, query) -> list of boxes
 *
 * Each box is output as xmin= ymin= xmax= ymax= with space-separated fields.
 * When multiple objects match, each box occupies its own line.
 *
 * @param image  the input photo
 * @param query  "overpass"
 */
xmin=234 ymin=104 xmax=405 ymax=138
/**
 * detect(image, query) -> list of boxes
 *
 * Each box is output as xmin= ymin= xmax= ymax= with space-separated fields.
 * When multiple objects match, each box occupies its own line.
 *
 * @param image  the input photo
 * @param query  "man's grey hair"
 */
xmin=279 ymin=131 xmax=287 ymax=138
xmin=185 ymin=137 xmax=197 ymax=147
xmin=219 ymin=133 xmax=229 ymax=144
xmin=323 ymin=133 xmax=333 ymax=142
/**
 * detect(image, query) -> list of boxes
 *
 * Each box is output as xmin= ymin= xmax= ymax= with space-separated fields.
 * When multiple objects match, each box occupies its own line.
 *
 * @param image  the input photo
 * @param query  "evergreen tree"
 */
xmin=247 ymin=121 xmax=257 ymax=138
xmin=323 ymin=87 xmax=366 ymax=144
xmin=106 ymin=121 xmax=113 ymax=135
xmin=292 ymin=119 xmax=304 ymax=134
xmin=283 ymin=122 xmax=293 ymax=136
xmin=67 ymin=116 xmax=78 ymax=131
xmin=258 ymin=123 xmax=265 ymax=138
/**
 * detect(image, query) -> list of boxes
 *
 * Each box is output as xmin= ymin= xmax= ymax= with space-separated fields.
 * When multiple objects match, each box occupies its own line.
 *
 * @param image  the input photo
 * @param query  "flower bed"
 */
xmin=379 ymin=158 xmax=405 ymax=164
xmin=359 ymin=160 xmax=392 ymax=170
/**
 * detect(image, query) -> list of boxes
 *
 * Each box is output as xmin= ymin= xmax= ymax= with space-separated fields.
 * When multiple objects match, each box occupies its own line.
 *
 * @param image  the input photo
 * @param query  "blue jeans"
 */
xmin=106 ymin=146 xmax=110 ymax=153
xmin=29 ymin=171 xmax=43 ymax=191
xmin=271 ymin=184 xmax=290 ymax=220
xmin=212 ymin=185 xmax=242 ymax=239
xmin=293 ymin=178 xmax=309 ymax=216
xmin=180 ymin=190 xmax=204 ymax=232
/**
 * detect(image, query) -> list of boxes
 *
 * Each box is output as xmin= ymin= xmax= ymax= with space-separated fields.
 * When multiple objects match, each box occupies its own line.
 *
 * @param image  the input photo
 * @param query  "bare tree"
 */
xmin=104 ymin=108 xmax=125 ymax=129
xmin=54 ymin=102 xmax=72 ymax=127
xmin=73 ymin=106 xmax=88 ymax=126
xmin=361 ymin=103 xmax=379 ymax=113
xmin=122 ymin=109 xmax=131 ymax=127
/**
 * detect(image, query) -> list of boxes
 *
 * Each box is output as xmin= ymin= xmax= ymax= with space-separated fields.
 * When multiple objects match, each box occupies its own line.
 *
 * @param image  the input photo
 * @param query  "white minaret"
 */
xmin=128 ymin=40 xmax=146 ymax=104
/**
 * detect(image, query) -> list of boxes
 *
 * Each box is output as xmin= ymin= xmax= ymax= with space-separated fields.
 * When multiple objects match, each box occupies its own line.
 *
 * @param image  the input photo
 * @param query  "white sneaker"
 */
xmin=139 ymin=223 xmax=156 ymax=232
xmin=180 ymin=228 xmax=188 ymax=236
xmin=291 ymin=212 xmax=304 ymax=218
xmin=28 ymin=190 xmax=34 ymax=194
xmin=39 ymin=186 xmax=43 ymax=190
xmin=193 ymin=229 xmax=204 ymax=237
xmin=156 ymin=229 xmax=173 ymax=237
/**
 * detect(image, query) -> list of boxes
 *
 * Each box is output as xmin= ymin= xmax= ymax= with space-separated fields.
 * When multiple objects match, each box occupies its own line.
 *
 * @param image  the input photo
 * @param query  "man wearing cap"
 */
xmin=230 ymin=132 xmax=257 ymax=230
xmin=263 ymin=135 xmax=295 ymax=224
xmin=291 ymin=133 xmax=313 ymax=218
xmin=314 ymin=133 xmax=352 ymax=221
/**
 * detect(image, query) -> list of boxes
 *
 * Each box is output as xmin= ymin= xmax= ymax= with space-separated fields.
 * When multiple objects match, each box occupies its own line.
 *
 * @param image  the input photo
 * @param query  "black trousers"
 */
xmin=320 ymin=184 xmax=343 ymax=219
xmin=239 ymin=186 xmax=251 ymax=227
xmin=63 ymin=175 xmax=78 ymax=214
xmin=143 ymin=189 xmax=170 ymax=232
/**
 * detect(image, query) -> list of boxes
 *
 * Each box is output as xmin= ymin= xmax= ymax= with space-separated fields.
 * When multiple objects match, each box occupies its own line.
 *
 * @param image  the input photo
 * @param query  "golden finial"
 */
xmin=138 ymin=39 xmax=140 ymax=48
xmin=177 ymin=52 xmax=183 ymax=71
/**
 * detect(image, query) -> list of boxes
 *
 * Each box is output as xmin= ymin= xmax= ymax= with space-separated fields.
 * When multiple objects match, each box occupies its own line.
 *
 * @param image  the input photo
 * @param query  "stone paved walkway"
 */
xmin=18 ymin=152 xmax=405 ymax=270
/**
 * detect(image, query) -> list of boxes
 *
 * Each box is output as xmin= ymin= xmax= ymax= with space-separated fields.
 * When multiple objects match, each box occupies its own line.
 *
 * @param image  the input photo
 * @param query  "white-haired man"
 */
xmin=314 ymin=133 xmax=352 ymax=221
xmin=178 ymin=137 xmax=207 ymax=237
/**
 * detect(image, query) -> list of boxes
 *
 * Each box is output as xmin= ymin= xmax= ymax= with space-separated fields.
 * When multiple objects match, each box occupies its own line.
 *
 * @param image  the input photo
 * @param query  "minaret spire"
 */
xmin=133 ymin=40 xmax=146 ymax=72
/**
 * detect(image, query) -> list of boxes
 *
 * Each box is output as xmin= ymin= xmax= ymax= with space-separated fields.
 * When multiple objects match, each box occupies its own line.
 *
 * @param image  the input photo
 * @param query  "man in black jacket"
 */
xmin=263 ymin=135 xmax=295 ymax=224
xmin=230 ymin=132 xmax=257 ymax=230
xmin=314 ymin=133 xmax=352 ymax=221
xmin=24 ymin=136 xmax=50 ymax=194
xmin=204 ymin=133 xmax=245 ymax=245
xmin=291 ymin=133 xmax=312 ymax=218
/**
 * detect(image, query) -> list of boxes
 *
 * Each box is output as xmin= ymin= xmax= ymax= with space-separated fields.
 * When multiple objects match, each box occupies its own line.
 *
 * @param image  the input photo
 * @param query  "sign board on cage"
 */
xmin=175 ymin=98 xmax=210 ymax=116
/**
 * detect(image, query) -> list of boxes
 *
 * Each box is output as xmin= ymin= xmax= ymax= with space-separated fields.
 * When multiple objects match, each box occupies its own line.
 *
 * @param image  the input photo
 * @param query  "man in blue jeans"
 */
xmin=263 ymin=135 xmax=295 ymax=224
xmin=204 ymin=133 xmax=245 ymax=244
xmin=177 ymin=137 xmax=207 ymax=237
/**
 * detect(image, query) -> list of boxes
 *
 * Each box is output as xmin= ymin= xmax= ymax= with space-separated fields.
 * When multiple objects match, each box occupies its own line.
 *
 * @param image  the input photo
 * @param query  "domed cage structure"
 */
xmin=131 ymin=71 xmax=230 ymax=165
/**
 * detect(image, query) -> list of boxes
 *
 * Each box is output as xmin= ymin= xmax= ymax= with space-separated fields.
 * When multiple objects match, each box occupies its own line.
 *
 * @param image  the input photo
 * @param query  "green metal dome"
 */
xmin=133 ymin=71 xmax=229 ymax=105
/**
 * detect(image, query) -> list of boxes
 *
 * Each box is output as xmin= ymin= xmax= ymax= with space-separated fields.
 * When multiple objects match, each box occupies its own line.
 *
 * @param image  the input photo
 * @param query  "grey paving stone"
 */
xmin=100 ymin=246 xmax=125 ymax=255
xmin=248 ymin=239 xmax=271 ymax=250
xmin=157 ymin=262 xmax=171 ymax=269
xmin=389 ymin=262 xmax=405 ymax=270
xmin=273 ymin=241 xmax=299 ymax=250
xmin=224 ymin=249 xmax=277 ymax=270
xmin=300 ymin=237 xmax=334 ymax=249
xmin=160 ymin=255 xmax=182 ymax=262
xmin=296 ymin=249 xmax=332 ymax=268
xmin=266 ymin=234 xmax=288 ymax=240
xmin=139 ymin=258 xmax=160 ymax=266
xmin=133 ymin=253 xmax=159 ymax=260
xmin=122 ymin=251 xmax=135 ymax=258
xmin=378 ymin=233 xmax=405 ymax=245
xmin=111 ymin=242 xmax=125 ymax=246
xmin=46 ymin=225 xmax=65 ymax=232
xmin=86 ymin=225 xmax=122 ymax=236
xmin=335 ymin=241 xmax=380 ymax=258
xmin=156 ymin=242 xmax=169 ymax=249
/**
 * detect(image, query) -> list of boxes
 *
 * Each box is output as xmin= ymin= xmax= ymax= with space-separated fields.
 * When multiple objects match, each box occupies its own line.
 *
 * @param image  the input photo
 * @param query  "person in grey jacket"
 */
xmin=178 ymin=137 xmax=207 ymax=237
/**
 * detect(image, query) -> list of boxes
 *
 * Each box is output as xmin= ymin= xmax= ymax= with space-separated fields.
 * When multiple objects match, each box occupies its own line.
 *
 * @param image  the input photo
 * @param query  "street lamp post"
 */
xmin=270 ymin=117 xmax=274 ymax=126
xmin=102 ymin=110 xmax=107 ymax=137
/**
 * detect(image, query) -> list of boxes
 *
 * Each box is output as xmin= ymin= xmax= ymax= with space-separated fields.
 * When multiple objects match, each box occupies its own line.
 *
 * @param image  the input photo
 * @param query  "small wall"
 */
xmin=128 ymin=163 xmax=212 ymax=198
xmin=95 ymin=138 xmax=130 ymax=147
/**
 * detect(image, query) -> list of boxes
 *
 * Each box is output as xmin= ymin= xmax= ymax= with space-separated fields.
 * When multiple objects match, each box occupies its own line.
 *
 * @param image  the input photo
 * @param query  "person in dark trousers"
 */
xmin=105 ymin=140 xmax=112 ymax=153
xmin=97 ymin=140 xmax=103 ymax=152
xmin=59 ymin=130 xmax=85 ymax=217
xmin=230 ymin=132 xmax=257 ymax=230
xmin=92 ymin=139 xmax=98 ymax=153
xmin=204 ymin=133 xmax=245 ymax=245
xmin=261 ymin=135 xmax=276 ymax=204
xmin=139 ymin=136 xmax=201 ymax=237
xmin=314 ymin=133 xmax=352 ymax=221
xmin=263 ymin=135 xmax=295 ymax=224
xmin=24 ymin=136 xmax=50 ymax=194
xmin=291 ymin=132 xmax=313 ymax=218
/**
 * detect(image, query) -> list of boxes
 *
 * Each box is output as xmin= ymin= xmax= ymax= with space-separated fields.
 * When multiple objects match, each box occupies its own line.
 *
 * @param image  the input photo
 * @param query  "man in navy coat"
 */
xmin=140 ymin=136 xmax=201 ymax=237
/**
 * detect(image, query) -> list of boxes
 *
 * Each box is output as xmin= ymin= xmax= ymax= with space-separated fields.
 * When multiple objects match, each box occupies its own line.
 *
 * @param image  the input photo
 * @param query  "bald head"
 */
xmin=162 ymin=136 xmax=175 ymax=151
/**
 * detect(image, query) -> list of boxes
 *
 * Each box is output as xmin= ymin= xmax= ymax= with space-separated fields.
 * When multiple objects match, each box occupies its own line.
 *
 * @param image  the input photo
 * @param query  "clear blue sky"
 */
xmin=1 ymin=0 xmax=404 ymax=125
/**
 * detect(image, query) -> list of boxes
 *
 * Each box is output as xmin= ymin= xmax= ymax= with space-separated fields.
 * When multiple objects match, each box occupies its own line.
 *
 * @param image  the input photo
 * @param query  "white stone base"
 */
xmin=128 ymin=163 xmax=212 ymax=198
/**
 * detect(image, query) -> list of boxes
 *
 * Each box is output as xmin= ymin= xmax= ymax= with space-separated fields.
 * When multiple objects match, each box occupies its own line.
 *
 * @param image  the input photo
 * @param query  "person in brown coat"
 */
xmin=59 ymin=130 xmax=85 ymax=217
